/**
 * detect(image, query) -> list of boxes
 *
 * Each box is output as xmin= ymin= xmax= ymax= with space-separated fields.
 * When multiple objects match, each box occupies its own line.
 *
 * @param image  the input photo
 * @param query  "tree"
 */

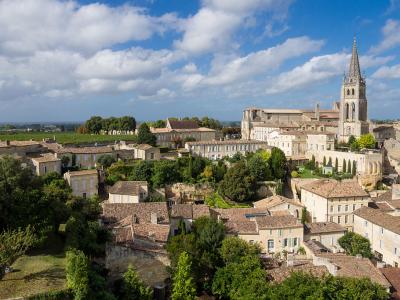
xmin=269 ymin=147 xmax=287 ymax=179
xmin=167 ymin=233 xmax=197 ymax=269
xmin=335 ymin=158 xmax=338 ymax=172
xmin=301 ymin=207 xmax=308 ymax=224
xmin=76 ymin=125 xmax=89 ymax=134
xmin=323 ymin=156 xmax=327 ymax=167
xmin=121 ymin=266 xmax=152 ymax=300
xmin=218 ymin=161 xmax=257 ymax=202
xmin=129 ymin=161 xmax=154 ymax=182
xmin=338 ymin=232 xmax=373 ymax=258
xmin=348 ymin=135 xmax=356 ymax=146
xmin=352 ymin=160 xmax=357 ymax=176
xmin=119 ymin=116 xmax=136 ymax=131
xmin=66 ymin=249 xmax=90 ymax=300
xmin=137 ymin=123 xmax=157 ymax=146
xmin=172 ymin=252 xmax=197 ymax=300
xmin=220 ymin=237 xmax=260 ymax=264
xmin=85 ymin=116 xmax=103 ymax=134
xmin=151 ymin=160 xmax=181 ymax=188
xmin=248 ymin=153 xmax=271 ymax=181
xmin=357 ymin=133 xmax=376 ymax=149
xmin=328 ymin=157 xmax=332 ymax=167
xmin=0 ymin=226 xmax=37 ymax=275
xmin=97 ymin=154 xmax=116 ymax=168
xmin=347 ymin=159 xmax=352 ymax=175
xmin=342 ymin=158 xmax=347 ymax=173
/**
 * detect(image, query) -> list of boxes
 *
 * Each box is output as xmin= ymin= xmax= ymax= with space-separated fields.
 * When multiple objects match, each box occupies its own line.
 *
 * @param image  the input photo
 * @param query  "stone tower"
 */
xmin=338 ymin=38 xmax=369 ymax=142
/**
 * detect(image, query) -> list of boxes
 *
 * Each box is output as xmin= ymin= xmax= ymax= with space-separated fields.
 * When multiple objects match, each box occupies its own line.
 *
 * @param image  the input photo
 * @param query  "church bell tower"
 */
xmin=338 ymin=38 xmax=369 ymax=142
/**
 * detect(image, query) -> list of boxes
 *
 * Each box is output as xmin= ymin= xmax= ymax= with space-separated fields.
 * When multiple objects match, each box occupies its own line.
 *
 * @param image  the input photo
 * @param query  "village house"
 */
xmin=185 ymin=139 xmax=272 ymax=160
xmin=64 ymin=169 xmax=99 ymax=198
xmin=370 ymin=185 xmax=400 ymax=216
xmin=300 ymin=179 xmax=370 ymax=230
xmin=304 ymin=222 xmax=346 ymax=251
xmin=253 ymin=195 xmax=304 ymax=219
xmin=353 ymin=206 xmax=400 ymax=267
xmin=30 ymin=153 xmax=61 ymax=176
xmin=114 ymin=142 xmax=160 ymax=161
xmin=55 ymin=146 xmax=114 ymax=169
xmin=0 ymin=140 xmax=43 ymax=157
xmin=108 ymin=181 xmax=148 ymax=204
xmin=170 ymin=204 xmax=211 ymax=235
xmin=150 ymin=119 xmax=217 ymax=148
xmin=267 ymin=131 xmax=307 ymax=158
xmin=213 ymin=208 xmax=303 ymax=254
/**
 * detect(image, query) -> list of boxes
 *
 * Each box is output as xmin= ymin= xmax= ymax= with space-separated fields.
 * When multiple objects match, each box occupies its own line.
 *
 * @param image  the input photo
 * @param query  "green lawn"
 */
xmin=205 ymin=193 xmax=251 ymax=208
xmin=0 ymin=132 xmax=138 ymax=145
xmin=297 ymin=168 xmax=323 ymax=179
xmin=0 ymin=253 xmax=67 ymax=299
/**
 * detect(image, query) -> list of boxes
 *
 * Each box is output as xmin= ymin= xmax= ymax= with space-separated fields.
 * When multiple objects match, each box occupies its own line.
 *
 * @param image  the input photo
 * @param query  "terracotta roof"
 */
xmin=369 ymin=201 xmax=395 ymax=212
xmin=66 ymin=169 xmax=98 ymax=176
xmin=381 ymin=267 xmax=400 ymax=299
xmin=113 ymin=223 xmax=170 ymax=243
xmin=168 ymin=119 xmax=199 ymax=130
xmin=224 ymin=220 xmax=258 ymax=234
xmin=269 ymin=210 xmax=292 ymax=216
xmin=255 ymin=215 xmax=302 ymax=229
xmin=376 ymin=190 xmax=400 ymax=209
xmin=268 ymin=261 xmax=328 ymax=283
xmin=186 ymin=139 xmax=270 ymax=146
xmin=31 ymin=154 xmax=61 ymax=163
xmin=253 ymin=195 xmax=303 ymax=209
xmin=109 ymin=181 xmax=147 ymax=196
xmin=302 ymin=179 xmax=369 ymax=198
xmin=212 ymin=207 xmax=269 ymax=221
xmin=171 ymin=204 xmax=210 ymax=219
xmin=0 ymin=140 xmax=40 ymax=147
xmin=56 ymin=146 xmax=113 ymax=154
xmin=317 ymin=253 xmax=391 ymax=288
xmin=354 ymin=206 xmax=400 ymax=235
xmin=305 ymin=222 xmax=346 ymax=235
xmin=102 ymin=202 xmax=169 ymax=225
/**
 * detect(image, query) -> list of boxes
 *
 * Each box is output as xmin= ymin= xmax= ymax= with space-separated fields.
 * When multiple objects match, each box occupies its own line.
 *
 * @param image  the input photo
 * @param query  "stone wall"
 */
xmin=165 ymin=182 xmax=214 ymax=203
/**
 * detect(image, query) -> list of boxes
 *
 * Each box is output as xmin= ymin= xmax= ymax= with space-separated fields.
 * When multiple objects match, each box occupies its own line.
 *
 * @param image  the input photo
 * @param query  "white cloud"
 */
xmin=0 ymin=0 xmax=177 ymax=56
xmin=372 ymin=64 xmax=400 ymax=79
xmin=203 ymin=36 xmax=324 ymax=86
xmin=370 ymin=19 xmax=400 ymax=54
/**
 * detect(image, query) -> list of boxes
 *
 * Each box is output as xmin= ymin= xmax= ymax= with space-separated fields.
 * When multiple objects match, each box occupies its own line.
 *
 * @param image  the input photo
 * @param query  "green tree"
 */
xmin=97 ymin=154 xmax=116 ymax=168
xmin=269 ymin=147 xmax=287 ymax=179
xmin=129 ymin=161 xmax=154 ymax=182
xmin=218 ymin=161 xmax=257 ymax=202
xmin=323 ymin=156 xmax=327 ymax=167
xmin=0 ymin=226 xmax=37 ymax=275
xmin=352 ymin=160 xmax=357 ymax=176
xmin=357 ymin=133 xmax=376 ymax=149
xmin=347 ymin=159 xmax=352 ymax=175
xmin=301 ymin=207 xmax=308 ymax=224
xmin=338 ymin=232 xmax=373 ymax=258
xmin=151 ymin=160 xmax=181 ymax=188
xmin=172 ymin=252 xmax=197 ymax=300
xmin=121 ymin=266 xmax=152 ymax=300
xmin=66 ymin=249 xmax=90 ymax=300
xmin=167 ymin=233 xmax=197 ymax=269
xmin=85 ymin=116 xmax=103 ymax=134
xmin=348 ymin=135 xmax=356 ymax=146
xmin=342 ymin=159 xmax=347 ymax=173
xmin=247 ymin=153 xmax=272 ymax=181
xmin=137 ymin=123 xmax=157 ymax=146
xmin=220 ymin=237 xmax=260 ymax=264
xmin=335 ymin=157 xmax=338 ymax=172
xmin=328 ymin=157 xmax=332 ymax=167
xmin=119 ymin=116 xmax=136 ymax=131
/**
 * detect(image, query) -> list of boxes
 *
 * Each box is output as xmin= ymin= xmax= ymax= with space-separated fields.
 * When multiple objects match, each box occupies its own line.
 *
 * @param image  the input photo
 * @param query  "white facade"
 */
xmin=64 ymin=170 xmax=98 ymax=198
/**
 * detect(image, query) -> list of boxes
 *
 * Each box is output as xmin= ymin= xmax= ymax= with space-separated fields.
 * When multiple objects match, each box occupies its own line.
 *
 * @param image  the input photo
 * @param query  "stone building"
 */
xmin=55 ymin=146 xmax=114 ymax=169
xmin=108 ymin=181 xmax=148 ymax=204
xmin=338 ymin=38 xmax=369 ymax=142
xmin=304 ymin=222 xmax=346 ymax=251
xmin=64 ymin=169 xmax=99 ymax=198
xmin=354 ymin=206 xmax=400 ymax=267
xmin=300 ymin=179 xmax=370 ymax=230
xmin=30 ymin=153 xmax=62 ymax=176
xmin=253 ymin=195 xmax=304 ymax=219
xmin=185 ymin=139 xmax=271 ymax=160
xmin=0 ymin=140 xmax=43 ymax=157
xmin=150 ymin=119 xmax=216 ymax=148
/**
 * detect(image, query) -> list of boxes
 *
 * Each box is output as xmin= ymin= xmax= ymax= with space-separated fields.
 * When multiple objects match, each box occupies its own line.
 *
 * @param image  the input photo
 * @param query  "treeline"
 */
xmin=147 ymin=116 xmax=223 ymax=130
xmin=77 ymin=116 xmax=136 ymax=134
xmin=167 ymin=217 xmax=388 ymax=300
xmin=105 ymin=148 xmax=287 ymax=203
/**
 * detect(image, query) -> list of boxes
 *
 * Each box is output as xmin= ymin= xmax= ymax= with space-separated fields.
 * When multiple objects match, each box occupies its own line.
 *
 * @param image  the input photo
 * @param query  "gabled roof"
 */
xmin=170 ymin=204 xmax=210 ymax=219
xmin=109 ymin=181 xmax=147 ymax=196
xmin=255 ymin=215 xmax=302 ymax=229
xmin=56 ymin=146 xmax=113 ymax=154
xmin=302 ymin=179 xmax=369 ymax=199
xmin=354 ymin=206 xmax=400 ymax=235
xmin=253 ymin=195 xmax=303 ymax=209
xmin=305 ymin=222 xmax=346 ymax=235
xmin=167 ymin=119 xmax=199 ymax=130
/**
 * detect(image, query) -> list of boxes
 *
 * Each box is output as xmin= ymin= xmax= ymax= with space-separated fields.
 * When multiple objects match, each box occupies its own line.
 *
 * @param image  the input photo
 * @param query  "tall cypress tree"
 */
xmin=342 ymin=159 xmax=347 ymax=173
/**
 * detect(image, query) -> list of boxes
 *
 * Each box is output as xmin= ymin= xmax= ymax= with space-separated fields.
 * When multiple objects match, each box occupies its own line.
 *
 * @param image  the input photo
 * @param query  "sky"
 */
xmin=0 ymin=0 xmax=400 ymax=122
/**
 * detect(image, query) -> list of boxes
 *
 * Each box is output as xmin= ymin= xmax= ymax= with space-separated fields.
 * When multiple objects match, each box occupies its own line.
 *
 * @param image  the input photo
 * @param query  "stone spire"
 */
xmin=348 ymin=37 xmax=361 ymax=79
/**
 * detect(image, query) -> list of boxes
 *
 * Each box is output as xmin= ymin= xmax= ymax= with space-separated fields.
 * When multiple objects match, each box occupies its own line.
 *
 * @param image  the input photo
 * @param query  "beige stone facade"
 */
xmin=300 ymin=179 xmax=370 ymax=230
xmin=185 ymin=139 xmax=271 ymax=160
xmin=354 ymin=207 xmax=400 ymax=267
xmin=64 ymin=169 xmax=99 ymax=198
xmin=30 ymin=154 xmax=61 ymax=176
xmin=108 ymin=181 xmax=148 ymax=204
xmin=304 ymin=222 xmax=346 ymax=251
xmin=55 ymin=146 xmax=114 ymax=169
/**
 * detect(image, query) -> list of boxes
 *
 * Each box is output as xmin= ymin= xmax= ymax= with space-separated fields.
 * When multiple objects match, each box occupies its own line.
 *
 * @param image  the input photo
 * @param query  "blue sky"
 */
xmin=0 ymin=0 xmax=399 ymax=122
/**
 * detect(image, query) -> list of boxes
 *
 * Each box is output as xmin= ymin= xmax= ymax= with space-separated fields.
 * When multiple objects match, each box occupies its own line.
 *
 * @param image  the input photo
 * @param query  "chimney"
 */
xmin=151 ymin=212 xmax=158 ymax=224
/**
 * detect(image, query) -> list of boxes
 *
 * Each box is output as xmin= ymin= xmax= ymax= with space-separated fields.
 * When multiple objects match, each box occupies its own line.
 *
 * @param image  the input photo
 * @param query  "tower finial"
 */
xmin=348 ymin=37 xmax=361 ymax=79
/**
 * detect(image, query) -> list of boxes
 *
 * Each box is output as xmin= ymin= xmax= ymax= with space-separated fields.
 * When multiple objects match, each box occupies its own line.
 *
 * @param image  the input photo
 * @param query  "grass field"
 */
xmin=0 ymin=253 xmax=67 ymax=299
xmin=205 ymin=193 xmax=251 ymax=208
xmin=297 ymin=168 xmax=322 ymax=179
xmin=0 ymin=132 xmax=138 ymax=145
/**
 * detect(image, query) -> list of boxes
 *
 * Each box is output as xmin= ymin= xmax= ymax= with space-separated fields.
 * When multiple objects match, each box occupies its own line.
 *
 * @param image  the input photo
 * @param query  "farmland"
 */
xmin=0 ymin=132 xmax=138 ymax=145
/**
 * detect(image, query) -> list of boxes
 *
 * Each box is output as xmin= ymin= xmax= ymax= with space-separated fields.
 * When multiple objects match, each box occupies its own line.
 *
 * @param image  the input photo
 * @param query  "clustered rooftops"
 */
xmin=302 ymin=179 xmax=369 ymax=199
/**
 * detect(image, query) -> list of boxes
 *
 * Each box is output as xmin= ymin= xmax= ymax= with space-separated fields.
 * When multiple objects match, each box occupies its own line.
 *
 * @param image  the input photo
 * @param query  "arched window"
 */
xmin=345 ymin=103 xmax=349 ymax=120
xmin=347 ymin=89 xmax=350 ymax=95
xmin=352 ymin=103 xmax=356 ymax=121
xmin=352 ymin=88 xmax=355 ymax=95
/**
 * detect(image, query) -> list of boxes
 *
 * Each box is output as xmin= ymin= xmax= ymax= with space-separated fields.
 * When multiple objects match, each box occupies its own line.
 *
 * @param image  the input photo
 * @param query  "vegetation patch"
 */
xmin=205 ymin=193 xmax=251 ymax=208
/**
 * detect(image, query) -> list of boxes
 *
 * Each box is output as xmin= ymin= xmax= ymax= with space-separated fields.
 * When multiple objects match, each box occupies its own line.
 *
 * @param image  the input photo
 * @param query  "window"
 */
xmin=330 ymin=205 xmax=333 ymax=212
xmin=337 ymin=216 xmax=341 ymax=224
xmin=380 ymin=227 xmax=384 ymax=234
xmin=345 ymin=205 xmax=348 ymax=212
xmin=283 ymin=238 xmax=288 ymax=247
xmin=249 ymin=240 xmax=254 ymax=244
xmin=330 ymin=216 xmax=333 ymax=222
xmin=278 ymin=229 xmax=283 ymax=237
xmin=293 ymin=238 xmax=298 ymax=247
xmin=364 ymin=220 xmax=368 ymax=227
xmin=353 ymin=204 xmax=356 ymax=211
xmin=338 ymin=205 xmax=341 ymax=212
xmin=267 ymin=239 xmax=274 ymax=250
xmin=150 ymin=153 xmax=154 ymax=159
xmin=345 ymin=215 xmax=348 ymax=224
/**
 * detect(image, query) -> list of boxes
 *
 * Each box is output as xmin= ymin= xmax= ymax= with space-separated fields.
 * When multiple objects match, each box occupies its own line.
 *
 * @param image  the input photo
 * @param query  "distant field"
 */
xmin=0 ymin=132 xmax=138 ymax=145
xmin=0 ymin=253 xmax=67 ymax=299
